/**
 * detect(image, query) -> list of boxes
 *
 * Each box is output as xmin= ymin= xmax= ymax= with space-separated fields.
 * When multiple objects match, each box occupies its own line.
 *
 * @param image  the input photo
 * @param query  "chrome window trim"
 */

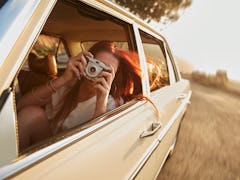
xmin=165 ymin=42 xmax=181 ymax=81
xmin=136 ymin=27 xmax=171 ymax=93
xmin=136 ymin=24 xmax=166 ymax=47
xmin=165 ymin=44 xmax=177 ymax=85
xmin=129 ymin=90 xmax=192 ymax=179
xmin=0 ymin=100 xmax=146 ymax=179
xmin=132 ymin=24 xmax=150 ymax=96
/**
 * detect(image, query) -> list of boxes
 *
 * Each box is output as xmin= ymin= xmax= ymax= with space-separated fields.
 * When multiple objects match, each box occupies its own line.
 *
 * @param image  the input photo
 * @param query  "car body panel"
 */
xmin=0 ymin=92 xmax=18 ymax=166
xmin=10 ymin=102 xmax=160 ymax=179
xmin=0 ymin=0 xmax=191 ymax=179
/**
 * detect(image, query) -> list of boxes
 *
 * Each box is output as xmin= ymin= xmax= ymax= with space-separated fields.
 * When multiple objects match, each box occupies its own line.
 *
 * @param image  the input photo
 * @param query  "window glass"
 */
xmin=140 ymin=31 xmax=169 ymax=91
xmin=57 ymin=41 xmax=69 ymax=68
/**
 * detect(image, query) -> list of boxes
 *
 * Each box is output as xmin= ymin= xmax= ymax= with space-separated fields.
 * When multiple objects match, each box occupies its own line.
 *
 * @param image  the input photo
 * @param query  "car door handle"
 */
xmin=176 ymin=93 xmax=187 ymax=100
xmin=177 ymin=93 xmax=191 ymax=104
xmin=140 ymin=122 xmax=162 ymax=138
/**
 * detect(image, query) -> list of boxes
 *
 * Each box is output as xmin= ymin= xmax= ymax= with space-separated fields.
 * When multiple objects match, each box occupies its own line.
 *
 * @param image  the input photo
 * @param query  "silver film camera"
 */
xmin=83 ymin=56 xmax=111 ymax=80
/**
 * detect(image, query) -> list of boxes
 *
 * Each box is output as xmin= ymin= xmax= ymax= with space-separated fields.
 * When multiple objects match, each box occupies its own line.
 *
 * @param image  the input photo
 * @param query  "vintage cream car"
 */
xmin=0 ymin=0 xmax=191 ymax=179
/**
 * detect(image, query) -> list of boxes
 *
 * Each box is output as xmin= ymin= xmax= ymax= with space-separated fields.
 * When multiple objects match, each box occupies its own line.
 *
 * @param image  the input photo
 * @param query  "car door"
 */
xmin=153 ymin=42 xmax=191 ymax=175
xmin=135 ymin=28 xmax=191 ymax=178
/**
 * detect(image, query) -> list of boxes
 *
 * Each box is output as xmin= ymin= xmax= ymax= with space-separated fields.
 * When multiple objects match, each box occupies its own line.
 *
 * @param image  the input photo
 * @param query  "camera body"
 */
xmin=83 ymin=56 xmax=111 ymax=80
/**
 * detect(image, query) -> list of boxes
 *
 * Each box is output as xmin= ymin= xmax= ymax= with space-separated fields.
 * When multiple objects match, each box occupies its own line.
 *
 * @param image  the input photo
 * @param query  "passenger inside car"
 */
xmin=17 ymin=41 xmax=142 ymax=151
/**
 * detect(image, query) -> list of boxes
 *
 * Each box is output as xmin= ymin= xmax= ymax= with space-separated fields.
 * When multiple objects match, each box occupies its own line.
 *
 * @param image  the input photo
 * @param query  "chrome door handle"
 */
xmin=140 ymin=122 xmax=162 ymax=138
xmin=176 ymin=93 xmax=187 ymax=100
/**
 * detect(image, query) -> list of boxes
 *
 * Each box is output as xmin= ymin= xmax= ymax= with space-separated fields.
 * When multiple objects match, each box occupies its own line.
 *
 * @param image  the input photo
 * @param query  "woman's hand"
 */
xmin=62 ymin=51 xmax=93 ymax=83
xmin=93 ymin=66 xmax=115 ymax=117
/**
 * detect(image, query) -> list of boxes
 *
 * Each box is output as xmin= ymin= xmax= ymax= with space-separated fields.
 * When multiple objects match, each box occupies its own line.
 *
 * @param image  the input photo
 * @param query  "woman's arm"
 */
xmin=17 ymin=51 xmax=92 ymax=111
xmin=17 ymin=76 xmax=69 ymax=111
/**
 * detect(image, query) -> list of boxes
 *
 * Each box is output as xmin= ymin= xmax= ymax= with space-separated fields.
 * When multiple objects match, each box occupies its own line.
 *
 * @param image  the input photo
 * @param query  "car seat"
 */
xmin=18 ymin=53 xmax=58 ymax=96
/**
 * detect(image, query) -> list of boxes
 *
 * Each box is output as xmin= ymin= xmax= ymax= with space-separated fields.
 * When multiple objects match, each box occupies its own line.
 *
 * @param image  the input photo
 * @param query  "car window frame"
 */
xmin=164 ymin=41 xmax=181 ymax=82
xmin=169 ymin=50 xmax=180 ymax=82
xmin=135 ymin=25 xmax=172 ymax=93
xmin=164 ymin=43 xmax=177 ymax=84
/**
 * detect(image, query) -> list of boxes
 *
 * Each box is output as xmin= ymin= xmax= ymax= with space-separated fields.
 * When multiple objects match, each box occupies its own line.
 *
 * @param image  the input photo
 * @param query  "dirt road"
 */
xmin=157 ymin=81 xmax=240 ymax=180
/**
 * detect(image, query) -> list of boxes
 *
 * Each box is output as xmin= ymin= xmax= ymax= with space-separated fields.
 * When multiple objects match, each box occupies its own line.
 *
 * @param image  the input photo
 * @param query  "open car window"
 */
xmin=139 ymin=30 xmax=170 ymax=91
xmin=15 ymin=0 xmax=142 ymax=153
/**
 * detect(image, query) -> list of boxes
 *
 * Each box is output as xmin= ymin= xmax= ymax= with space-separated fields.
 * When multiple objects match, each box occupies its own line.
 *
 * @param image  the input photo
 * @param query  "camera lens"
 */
xmin=90 ymin=66 xmax=96 ymax=73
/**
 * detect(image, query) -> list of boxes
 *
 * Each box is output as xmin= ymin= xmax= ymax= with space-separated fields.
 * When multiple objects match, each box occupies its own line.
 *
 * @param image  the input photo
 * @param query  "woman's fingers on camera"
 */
xmin=94 ymin=84 xmax=108 ymax=97
xmin=80 ymin=51 xmax=93 ymax=66
xmin=75 ymin=61 xmax=84 ymax=75
xmin=72 ymin=66 xmax=81 ymax=78
xmin=99 ymin=69 xmax=114 ymax=84
xmin=95 ymin=77 xmax=110 ymax=91
xmin=74 ymin=55 xmax=87 ymax=68
xmin=67 ymin=59 xmax=82 ymax=78
xmin=72 ymin=51 xmax=92 ymax=75
xmin=110 ymin=65 xmax=115 ymax=76
xmin=75 ymin=51 xmax=93 ymax=67
xmin=82 ymin=51 xmax=93 ymax=59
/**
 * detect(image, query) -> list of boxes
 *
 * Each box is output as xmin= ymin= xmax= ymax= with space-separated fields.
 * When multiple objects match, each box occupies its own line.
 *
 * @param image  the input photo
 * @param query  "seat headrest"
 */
xmin=28 ymin=53 xmax=58 ymax=77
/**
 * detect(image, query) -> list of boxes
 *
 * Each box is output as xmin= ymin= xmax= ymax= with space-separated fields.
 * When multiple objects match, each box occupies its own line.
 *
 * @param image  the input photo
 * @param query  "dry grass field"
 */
xmin=157 ymin=80 xmax=240 ymax=180
xmin=226 ymin=80 xmax=240 ymax=96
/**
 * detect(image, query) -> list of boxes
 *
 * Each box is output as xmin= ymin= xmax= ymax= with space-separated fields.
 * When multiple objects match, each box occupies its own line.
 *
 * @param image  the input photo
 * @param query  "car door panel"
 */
xmin=134 ymin=144 xmax=158 ymax=180
xmin=12 ymin=101 xmax=161 ymax=179
xmin=154 ymin=80 xmax=191 ymax=173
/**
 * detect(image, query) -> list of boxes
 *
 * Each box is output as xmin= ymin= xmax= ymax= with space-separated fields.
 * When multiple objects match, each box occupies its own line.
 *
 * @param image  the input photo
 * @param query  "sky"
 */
xmin=152 ymin=0 xmax=240 ymax=81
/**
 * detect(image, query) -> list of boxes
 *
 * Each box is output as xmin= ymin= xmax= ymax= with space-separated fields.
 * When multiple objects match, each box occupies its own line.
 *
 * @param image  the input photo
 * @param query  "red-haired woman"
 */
xmin=17 ymin=41 xmax=142 ymax=151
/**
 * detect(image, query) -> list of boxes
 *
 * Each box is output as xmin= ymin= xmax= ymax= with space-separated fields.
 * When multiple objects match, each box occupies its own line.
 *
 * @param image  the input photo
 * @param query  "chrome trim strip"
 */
xmin=0 ymin=101 xmax=145 ymax=179
xmin=153 ymin=143 xmax=174 ymax=180
xmin=129 ymin=140 xmax=159 ymax=180
xmin=129 ymin=90 xmax=192 ymax=179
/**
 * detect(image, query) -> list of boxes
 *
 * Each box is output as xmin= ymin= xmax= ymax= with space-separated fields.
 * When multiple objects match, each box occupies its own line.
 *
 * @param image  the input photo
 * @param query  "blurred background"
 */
xmin=109 ymin=0 xmax=240 ymax=179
